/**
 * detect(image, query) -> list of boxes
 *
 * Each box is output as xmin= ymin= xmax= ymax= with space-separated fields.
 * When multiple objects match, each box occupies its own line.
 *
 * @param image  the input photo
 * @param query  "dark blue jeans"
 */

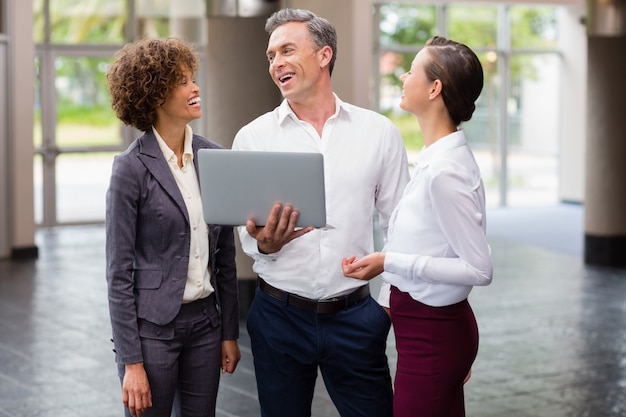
xmin=247 ymin=286 xmax=394 ymax=417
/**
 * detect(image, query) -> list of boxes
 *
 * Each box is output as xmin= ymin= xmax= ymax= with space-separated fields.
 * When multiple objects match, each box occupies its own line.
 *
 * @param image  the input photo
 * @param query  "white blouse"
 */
xmin=153 ymin=125 xmax=213 ymax=303
xmin=380 ymin=129 xmax=493 ymax=307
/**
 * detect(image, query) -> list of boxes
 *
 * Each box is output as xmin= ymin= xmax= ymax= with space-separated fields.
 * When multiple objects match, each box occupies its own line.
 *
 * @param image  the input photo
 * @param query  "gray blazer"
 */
xmin=105 ymin=130 xmax=239 ymax=365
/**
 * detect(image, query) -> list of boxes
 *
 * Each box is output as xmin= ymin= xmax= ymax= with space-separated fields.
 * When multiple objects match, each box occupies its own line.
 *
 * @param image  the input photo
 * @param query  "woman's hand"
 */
xmin=122 ymin=362 xmax=152 ymax=417
xmin=342 ymin=252 xmax=386 ymax=281
xmin=464 ymin=368 xmax=472 ymax=384
xmin=221 ymin=340 xmax=241 ymax=374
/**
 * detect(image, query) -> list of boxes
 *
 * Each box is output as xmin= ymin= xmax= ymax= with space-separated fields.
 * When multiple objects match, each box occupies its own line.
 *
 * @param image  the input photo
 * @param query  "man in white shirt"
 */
xmin=232 ymin=8 xmax=409 ymax=417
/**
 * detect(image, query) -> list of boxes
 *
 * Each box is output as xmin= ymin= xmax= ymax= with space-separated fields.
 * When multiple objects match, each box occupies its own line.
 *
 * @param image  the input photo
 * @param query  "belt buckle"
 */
xmin=315 ymin=297 xmax=342 ymax=314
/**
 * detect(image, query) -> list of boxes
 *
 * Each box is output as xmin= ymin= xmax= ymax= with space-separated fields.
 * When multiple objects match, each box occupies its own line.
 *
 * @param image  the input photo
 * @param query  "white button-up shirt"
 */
xmin=154 ymin=125 xmax=214 ymax=302
xmin=232 ymin=95 xmax=409 ymax=300
xmin=381 ymin=129 xmax=493 ymax=307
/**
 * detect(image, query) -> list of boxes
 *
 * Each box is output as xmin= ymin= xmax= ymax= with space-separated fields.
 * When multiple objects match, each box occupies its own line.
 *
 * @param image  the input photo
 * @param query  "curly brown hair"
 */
xmin=107 ymin=38 xmax=199 ymax=132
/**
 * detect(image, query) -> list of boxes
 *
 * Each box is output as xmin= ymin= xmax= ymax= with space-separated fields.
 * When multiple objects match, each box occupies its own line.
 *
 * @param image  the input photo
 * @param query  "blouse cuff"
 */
xmin=384 ymin=252 xmax=426 ymax=279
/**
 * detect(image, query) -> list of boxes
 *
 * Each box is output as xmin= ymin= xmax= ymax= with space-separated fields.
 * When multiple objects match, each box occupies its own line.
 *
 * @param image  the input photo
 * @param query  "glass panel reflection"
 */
xmin=376 ymin=4 xmax=437 ymax=156
xmin=510 ymin=6 xmax=558 ymax=50
xmin=34 ymin=154 xmax=43 ymax=224
xmin=54 ymin=56 xmax=121 ymax=148
xmin=447 ymin=5 xmax=498 ymax=48
xmin=136 ymin=0 xmax=171 ymax=38
xmin=463 ymin=51 xmax=501 ymax=207
xmin=34 ymin=56 xmax=42 ymax=149
xmin=507 ymin=54 xmax=560 ymax=205
xmin=378 ymin=4 xmax=436 ymax=47
xmin=34 ymin=0 xmax=45 ymax=42
xmin=55 ymin=152 xmax=115 ymax=223
xmin=50 ymin=0 xmax=125 ymax=44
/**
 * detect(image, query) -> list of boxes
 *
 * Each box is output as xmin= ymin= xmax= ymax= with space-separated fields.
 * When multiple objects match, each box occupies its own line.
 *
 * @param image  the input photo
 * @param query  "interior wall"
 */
xmin=585 ymin=36 xmax=626 ymax=234
xmin=9 ymin=0 xmax=36 ymax=256
xmin=205 ymin=17 xmax=280 ymax=148
xmin=0 ymin=35 xmax=8 ymax=258
xmin=284 ymin=0 xmax=374 ymax=108
xmin=584 ymin=35 xmax=626 ymax=267
xmin=0 ymin=0 xmax=36 ymax=259
xmin=559 ymin=4 xmax=587 ymax=203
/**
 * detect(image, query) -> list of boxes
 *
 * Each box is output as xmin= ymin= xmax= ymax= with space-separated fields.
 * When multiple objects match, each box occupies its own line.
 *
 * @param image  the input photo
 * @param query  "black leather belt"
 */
xmin=258 ymin=278 xmax=370 ymax=314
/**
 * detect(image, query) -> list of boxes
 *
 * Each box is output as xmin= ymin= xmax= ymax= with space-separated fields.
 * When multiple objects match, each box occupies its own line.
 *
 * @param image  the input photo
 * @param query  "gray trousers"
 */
xmin=118 ymin=295 xmax=222 ymax=417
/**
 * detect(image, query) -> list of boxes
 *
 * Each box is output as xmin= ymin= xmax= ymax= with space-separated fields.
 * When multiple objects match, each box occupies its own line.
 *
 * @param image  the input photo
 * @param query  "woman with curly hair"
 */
xmin=342 ymin=36 xmax=493 ymax=417
xmin=105 ymin=37 xmax=240 ymax=417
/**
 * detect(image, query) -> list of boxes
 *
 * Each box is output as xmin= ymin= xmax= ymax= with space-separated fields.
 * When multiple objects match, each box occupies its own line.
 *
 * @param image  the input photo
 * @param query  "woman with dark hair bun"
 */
xmin=342 ymin=36 xmax=493 ymax=417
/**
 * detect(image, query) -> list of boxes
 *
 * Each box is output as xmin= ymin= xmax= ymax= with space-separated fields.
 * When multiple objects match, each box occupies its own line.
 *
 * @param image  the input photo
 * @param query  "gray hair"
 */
xmin=265 ymin=8 xmax=337 ymax=76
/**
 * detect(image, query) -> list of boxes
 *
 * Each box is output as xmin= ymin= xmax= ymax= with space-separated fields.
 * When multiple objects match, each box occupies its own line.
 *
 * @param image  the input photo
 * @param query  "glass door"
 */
xmin=34 ymin=0 xmax=207 ymax=226
xmin=34 ymin=49 xmax=133 ymax=226
xmin=373 ymin=2 xmax=561 ymax=207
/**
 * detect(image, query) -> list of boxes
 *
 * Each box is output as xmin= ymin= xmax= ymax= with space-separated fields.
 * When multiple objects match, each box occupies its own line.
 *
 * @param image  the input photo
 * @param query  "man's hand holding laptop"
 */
xmin=245 ymin=203 xmax=314 ymax=254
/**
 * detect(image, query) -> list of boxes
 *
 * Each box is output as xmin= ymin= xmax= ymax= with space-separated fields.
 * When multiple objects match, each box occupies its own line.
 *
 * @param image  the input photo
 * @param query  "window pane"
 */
xmin=55 ymin=56 xmax=121 ymax=148
xmin=34 ymin=0 xmax=44 ymax=42
xmin=56 ymin=152 xmax=115 ymax=223
xmin=511 ymin=6 xmax=558 ymax=49
xmin=34 ymin=56 xmax=42 ymax=149
xmin=376 ymin=3 xmax=436 ymax=150
xmin=50 ymin=0 xmax=125 ymax=44
xmin=34 ymin=154 xmax=43 ymax=224
xmin=378 ymin=4 xmax=437 ymax=47
xmin=507 ymin=54 xmax=559 ymax=205
xmin=463 ymin=51 xmax=502 ymax=207
xmin=447 ymin=5 xmax=498 ymax=48
xmin=136 ymin=0 xmax=171 ymax=38
xmin=379 ymin=51 xmax=409 ymax=110
xmin=379 ymin=48 xmax=424 ymax=153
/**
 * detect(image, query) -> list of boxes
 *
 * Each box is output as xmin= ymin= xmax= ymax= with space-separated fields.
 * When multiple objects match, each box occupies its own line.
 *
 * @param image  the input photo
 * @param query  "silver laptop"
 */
xmin=197 ymin=149 xmax=327 ymax=228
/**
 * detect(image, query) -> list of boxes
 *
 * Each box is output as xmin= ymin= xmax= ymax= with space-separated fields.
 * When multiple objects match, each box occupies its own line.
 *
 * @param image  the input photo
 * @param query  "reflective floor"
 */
xmin=1 ymin=204 xmax=626 ymax=417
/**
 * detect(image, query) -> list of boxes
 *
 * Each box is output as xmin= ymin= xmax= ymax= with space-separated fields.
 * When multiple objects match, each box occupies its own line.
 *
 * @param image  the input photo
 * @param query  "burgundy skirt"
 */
xmin=390 ymin=286 xmax=478 ymax=417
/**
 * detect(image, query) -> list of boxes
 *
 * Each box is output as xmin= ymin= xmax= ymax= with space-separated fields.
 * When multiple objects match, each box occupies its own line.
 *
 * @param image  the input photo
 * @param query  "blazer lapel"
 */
xmin=136 ymin=130 xmax=190 ymax=224
xmin=191 ymin=135 xmax=207 ymax=182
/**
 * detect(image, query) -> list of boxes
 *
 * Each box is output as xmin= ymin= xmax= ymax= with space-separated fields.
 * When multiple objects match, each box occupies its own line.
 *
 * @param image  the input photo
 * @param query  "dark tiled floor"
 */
xmin=1 ymin=205 xmax=626 ymax=417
